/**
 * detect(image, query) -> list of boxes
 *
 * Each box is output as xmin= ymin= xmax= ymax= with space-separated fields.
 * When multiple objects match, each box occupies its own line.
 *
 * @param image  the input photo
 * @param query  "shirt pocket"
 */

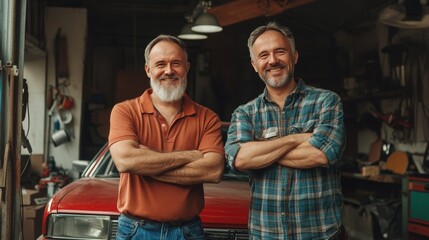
xmin=254 ymin=127 xmax=279 ymax=140
xmin=289 ymin=119 xmax=317 ymax=134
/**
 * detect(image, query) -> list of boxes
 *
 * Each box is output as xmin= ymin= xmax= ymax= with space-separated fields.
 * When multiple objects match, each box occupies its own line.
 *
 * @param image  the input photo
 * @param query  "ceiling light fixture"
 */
xmin=191 ymin=1 xmax=223 ymax=33
xmin=178 ymin=22 xmax=208 ymax=40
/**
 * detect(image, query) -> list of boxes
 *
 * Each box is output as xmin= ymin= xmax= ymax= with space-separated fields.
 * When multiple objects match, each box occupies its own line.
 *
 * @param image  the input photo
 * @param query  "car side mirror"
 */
xmin=72 ymin=160 xmax=89 ymax=179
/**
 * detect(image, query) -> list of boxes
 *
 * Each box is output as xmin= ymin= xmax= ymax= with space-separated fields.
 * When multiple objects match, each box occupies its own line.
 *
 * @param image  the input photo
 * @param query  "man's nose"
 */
xmin=164 ymin=64 xmax=174 ymax=74
xmin=268 ymin=53 xmax=278 ymax=64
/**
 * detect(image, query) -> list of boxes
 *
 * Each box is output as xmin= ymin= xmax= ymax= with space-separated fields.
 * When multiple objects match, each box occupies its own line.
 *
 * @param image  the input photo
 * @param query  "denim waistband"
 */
xmin=121 ymin=213 xmax=199 ymax=227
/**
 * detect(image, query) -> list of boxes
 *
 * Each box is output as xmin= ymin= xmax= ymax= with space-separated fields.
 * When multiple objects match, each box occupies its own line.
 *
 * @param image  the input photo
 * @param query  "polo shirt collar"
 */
xmin=262 ymin=79 xmax=305 ymax=101
xmin=139 ymin=88 xmax=196 ymax=116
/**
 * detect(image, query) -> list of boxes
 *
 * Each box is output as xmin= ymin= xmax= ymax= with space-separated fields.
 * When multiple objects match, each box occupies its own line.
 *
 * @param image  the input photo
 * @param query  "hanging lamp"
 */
xmin=191 ymin=1 xmax=223 ymax=33
xmin=178 ymin=22 xmax=207 ymax=40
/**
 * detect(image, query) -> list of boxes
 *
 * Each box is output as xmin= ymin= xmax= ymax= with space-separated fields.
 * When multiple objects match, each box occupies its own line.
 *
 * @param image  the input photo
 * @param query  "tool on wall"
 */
xmin=55 ymin=28 xmax=70 ymax=87
xmin=48 ymin=28 xmax=74 ymax=147
xmin=21 ymin=79 xmax=32 ymax=154
xmin=367 ymin=97 xmax=413 ymax=142
xmin=48 ymin=97 xmax=73 ymax=147
xmin=367 ymin=102 xmax=412 ymax=130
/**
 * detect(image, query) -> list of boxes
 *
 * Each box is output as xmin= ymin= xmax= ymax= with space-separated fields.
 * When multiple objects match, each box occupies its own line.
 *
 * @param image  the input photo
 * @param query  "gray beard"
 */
xmin=150 ymin=77 xmax=187 ymax=102
xmin=263 ymin=72 xmax=293 ymax=88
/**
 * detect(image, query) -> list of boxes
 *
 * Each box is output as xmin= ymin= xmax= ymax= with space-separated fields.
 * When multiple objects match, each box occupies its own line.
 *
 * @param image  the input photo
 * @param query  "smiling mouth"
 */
xmin=266 ymin=66 xmax=286 ymax=74
xmin=160 ymin=76 xmax=180 ymax=81
xmin=268 ymin=67 xmax=283 ymax=72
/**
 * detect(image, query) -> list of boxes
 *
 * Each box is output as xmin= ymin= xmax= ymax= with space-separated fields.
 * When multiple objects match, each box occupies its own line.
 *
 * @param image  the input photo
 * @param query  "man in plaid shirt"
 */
xmin=225 ymin=22 xmax=346 ymax=240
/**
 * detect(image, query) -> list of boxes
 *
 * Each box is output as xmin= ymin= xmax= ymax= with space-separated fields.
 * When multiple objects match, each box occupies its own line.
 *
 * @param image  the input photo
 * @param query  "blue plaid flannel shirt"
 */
xmin=225 ymin=79 xmax=346 ymax=240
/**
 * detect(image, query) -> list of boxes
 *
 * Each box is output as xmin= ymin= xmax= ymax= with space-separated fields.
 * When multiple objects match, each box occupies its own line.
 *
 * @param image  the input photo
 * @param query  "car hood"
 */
xmin=49 ymin=178 xmax=249 ymax=227
xmin=48 ymin=178 xmax=120 ymax=216
xmin=201 ymin=180 xmax=250 ymax=228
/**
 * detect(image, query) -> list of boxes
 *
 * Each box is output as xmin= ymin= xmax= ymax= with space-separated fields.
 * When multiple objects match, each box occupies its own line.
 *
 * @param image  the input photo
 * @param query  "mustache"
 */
xmin=159 ymin=75 xmax=181 ymax=81
xmin=266 ymin=62 xmax=285 ymax=70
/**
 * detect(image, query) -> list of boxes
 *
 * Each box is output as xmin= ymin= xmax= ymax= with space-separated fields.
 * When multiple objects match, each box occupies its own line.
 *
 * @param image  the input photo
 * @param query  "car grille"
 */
xmin=109 ymin=219 xmax=248 ymax=240
xmin=205 ymin=228 xmax=249 ymax=240
xmin=109 ymin=219 xmax=118 ymax=240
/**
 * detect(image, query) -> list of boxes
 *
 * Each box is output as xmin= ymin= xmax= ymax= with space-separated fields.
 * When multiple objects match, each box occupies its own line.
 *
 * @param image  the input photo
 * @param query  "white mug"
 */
xmin=51 ymin=129 xmax=70 ymax=146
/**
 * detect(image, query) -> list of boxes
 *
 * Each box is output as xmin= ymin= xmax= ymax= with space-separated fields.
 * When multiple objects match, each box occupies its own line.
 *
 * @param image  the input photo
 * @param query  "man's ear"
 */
xmin=293 ymin=51 xmax=299 ymax=64
xmin=186 ymin=62 xmax=191 ymax=73
xmin=145 ymin=64 xmax=151 ymax=78
xmin=251 ymin=59 xmax=258 ymax=73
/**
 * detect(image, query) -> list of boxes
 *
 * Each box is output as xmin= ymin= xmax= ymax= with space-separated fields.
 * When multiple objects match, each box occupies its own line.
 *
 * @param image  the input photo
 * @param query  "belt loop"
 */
xmin=140 ymin=219 xmax=145 ymax=226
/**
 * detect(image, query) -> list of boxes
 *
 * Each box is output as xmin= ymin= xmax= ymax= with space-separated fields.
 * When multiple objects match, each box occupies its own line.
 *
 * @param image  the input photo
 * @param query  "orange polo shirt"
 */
xmin=108 ymin=89 xmax=224 ymax=222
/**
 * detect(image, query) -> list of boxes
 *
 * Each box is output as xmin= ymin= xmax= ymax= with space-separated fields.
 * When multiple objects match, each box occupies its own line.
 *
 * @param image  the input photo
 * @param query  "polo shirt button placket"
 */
xmin=161 ymin=123 xmax=168 ymax=138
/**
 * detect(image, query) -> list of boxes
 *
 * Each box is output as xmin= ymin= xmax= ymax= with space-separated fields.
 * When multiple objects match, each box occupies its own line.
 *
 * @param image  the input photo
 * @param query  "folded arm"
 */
xmin=151 ymin=152 xmax=224 ymax=185
xmin=110 ymin=140 xmax=203 ymax=176
xmin=277 ymin=93 xmax=344 ymax=168
xmin=234 ymin=133 xmax=311 ymax=171
xmin=277 ymin=141 xmax=328 ymax=168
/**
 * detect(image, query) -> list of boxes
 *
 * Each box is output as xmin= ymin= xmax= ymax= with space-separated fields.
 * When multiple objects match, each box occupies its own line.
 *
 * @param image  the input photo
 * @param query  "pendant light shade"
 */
xmin=178 ymin=23 xmax=208 ymax=40
xmin=191 ymin=12 xmax=223 ymax=33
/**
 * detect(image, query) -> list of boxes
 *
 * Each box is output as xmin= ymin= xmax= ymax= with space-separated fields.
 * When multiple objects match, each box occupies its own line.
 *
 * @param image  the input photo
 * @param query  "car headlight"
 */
xmin=47 ymin=214 xmax=111 ymax=239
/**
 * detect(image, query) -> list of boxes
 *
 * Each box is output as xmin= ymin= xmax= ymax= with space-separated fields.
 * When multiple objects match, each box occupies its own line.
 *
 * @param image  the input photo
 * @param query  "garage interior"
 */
xmin=1 ymin=0 xmax=429 ymax=239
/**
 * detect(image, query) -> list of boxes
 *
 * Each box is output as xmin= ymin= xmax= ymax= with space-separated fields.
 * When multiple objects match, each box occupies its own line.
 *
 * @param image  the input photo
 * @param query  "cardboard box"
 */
xmin=361 ymin=165 xmax=380 ymax=177
xmin=30 ymin=154 xmax=44 ymax=177
xmin=22 ymin=189 xmax=46 ymax=206
xmin=23 ymin=204 xmax=45 ymax=240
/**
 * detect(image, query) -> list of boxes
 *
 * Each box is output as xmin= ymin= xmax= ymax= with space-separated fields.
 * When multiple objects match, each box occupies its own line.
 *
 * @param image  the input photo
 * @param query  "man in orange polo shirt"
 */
xmin=109 ymin=35 xmax=225 ymax=240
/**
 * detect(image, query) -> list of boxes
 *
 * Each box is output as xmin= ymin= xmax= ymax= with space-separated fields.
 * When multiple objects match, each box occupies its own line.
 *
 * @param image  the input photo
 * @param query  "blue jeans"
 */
xmin=116 ymin=213 xmax=206 ymax=240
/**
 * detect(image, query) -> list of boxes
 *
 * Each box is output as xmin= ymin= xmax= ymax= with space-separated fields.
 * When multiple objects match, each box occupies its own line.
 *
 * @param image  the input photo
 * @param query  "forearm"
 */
xmin=151 ymin=152 xmax=225 ymax=185
xmin=110 ymin=140 xmax=202 ymax=175
xmin=277 ymin=141 xmax=328 ymax=168
xmin=234 ymin=133 xmax=311 ymax=170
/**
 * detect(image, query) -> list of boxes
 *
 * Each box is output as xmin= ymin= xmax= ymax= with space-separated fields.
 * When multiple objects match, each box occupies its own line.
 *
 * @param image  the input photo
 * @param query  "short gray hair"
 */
xmin=247 ymin=22 xmax=295 ymax=59
xmin=144 ymin=34 xmax=188 ymax=64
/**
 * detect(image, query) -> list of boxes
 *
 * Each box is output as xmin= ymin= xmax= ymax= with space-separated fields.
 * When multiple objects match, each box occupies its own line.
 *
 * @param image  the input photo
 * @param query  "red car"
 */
xmin=37 ymin=142 xmax=250 ymax=240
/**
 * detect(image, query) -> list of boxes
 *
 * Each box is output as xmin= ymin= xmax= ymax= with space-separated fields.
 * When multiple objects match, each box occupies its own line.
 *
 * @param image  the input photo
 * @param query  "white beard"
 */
xmin=150 ymin=77 xmax=187 ymax=102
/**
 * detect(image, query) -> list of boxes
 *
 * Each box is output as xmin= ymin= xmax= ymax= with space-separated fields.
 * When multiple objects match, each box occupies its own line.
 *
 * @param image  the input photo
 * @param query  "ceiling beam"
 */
xmin=209 ymin=0 xmax=318 ymax=27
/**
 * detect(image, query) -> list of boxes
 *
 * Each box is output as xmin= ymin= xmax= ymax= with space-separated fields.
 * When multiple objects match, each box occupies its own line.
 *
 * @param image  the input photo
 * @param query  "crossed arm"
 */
xmin=234 ymin=133 xmax=328 ymax=171
xmin=110 ymin=139 xmax=224 ymax=185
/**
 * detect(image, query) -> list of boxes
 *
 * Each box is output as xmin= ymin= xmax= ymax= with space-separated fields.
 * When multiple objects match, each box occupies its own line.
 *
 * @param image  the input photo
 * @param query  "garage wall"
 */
xmin=23 ymin=50 xmax=47 ymax=155
xmin=45 ymin=7 xmax=86 ymax=171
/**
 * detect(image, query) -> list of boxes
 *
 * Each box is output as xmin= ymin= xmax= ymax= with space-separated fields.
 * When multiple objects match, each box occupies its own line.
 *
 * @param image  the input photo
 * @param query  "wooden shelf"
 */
xmin=341 ymin=87 xmax=407 ymax=102
xmin=341 ymin=172 xmax=403 ymax=184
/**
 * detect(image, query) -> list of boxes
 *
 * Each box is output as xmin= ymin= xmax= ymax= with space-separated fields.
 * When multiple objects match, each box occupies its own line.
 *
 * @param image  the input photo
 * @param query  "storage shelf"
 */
xmin=341 ymin=87 xmax=407 ymax=102
xmin=342 ymin=172 xmax=403 ymax=184
xmin=341 ymin=171 xmax=406 ymax=239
